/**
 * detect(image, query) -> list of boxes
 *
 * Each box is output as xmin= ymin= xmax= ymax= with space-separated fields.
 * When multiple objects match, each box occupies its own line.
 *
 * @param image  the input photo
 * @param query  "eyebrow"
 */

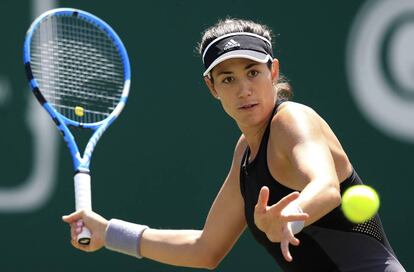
xmin=215 ymin=62 xmax=259 ymax=77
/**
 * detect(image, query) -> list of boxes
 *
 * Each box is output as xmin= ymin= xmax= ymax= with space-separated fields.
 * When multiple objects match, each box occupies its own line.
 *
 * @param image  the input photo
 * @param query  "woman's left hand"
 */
xmin=254 ymin=186 xmax=309 ymax=262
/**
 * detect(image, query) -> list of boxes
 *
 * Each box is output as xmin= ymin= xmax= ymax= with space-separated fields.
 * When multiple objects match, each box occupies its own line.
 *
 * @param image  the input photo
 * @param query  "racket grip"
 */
xmin=74 ymin=172 xmax=92 ymax=245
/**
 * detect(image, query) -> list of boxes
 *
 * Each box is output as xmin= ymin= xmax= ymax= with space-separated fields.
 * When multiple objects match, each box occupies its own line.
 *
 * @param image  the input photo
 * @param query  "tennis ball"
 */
xmin=341 ymin=185 xmax=380 ymax=223
xmin=75 ymin=106 xmax=84 ymax=117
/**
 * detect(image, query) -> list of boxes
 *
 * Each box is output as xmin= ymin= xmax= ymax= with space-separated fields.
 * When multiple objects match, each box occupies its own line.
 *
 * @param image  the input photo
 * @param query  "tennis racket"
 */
xmin=23 ymin=8 xmax=131 ymax=245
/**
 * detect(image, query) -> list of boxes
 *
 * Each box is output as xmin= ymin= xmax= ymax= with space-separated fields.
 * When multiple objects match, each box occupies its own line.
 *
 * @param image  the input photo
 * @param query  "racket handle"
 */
xmin=77 ymin=223 xmax=92 ymax=245
xmin=74 ymin=172 xmax=92 ymax=245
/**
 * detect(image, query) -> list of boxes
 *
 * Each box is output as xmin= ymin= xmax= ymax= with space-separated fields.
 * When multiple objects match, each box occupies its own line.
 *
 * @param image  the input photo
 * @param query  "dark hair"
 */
xmin=198 ymin=18 xmax=293 ymax=100
xmin=197 ymin=18 xmax=293 ymax=100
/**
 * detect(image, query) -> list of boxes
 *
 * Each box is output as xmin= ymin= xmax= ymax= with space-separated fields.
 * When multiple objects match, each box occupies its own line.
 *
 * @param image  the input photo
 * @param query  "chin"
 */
xmin=236 ymin=107 xmax=273 ymax=128
xmin=237 ymin=115 xmax=266 ymax=128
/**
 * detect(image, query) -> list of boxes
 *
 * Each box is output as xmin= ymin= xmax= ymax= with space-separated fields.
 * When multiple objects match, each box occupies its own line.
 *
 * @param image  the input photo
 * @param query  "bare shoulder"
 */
xmin=231 ymin=134 xmax=248 ymax=168
xmin=278 ymin=101 xmax=315 ymax=113
xmin=271 ymin=101 xmax=322 ymax=139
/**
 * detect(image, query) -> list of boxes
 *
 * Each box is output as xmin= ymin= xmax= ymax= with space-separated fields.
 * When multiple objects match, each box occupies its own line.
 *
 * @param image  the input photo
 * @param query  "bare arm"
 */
xmin=271 ymin=103 xmax=342 ymax=225
xmin=63 ymin=137 xmax=249 ymax=270
xmin=253 ymin=102 xmax=342 ymax=262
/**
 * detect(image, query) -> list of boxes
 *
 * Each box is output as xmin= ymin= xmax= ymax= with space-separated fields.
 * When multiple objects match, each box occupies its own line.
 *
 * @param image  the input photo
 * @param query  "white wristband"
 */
xmin=283 ymin=203 xmax=305 ymax=235
xmin=288 ymin=220 xmax=305 ymax=235
xmin=105 ymin=219 xmax=148 ymax=258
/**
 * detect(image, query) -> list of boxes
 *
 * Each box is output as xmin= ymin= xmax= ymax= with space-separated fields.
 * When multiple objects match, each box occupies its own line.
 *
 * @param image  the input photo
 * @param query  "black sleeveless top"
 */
xmin=239 ymin=101 xmax=404 ymax=272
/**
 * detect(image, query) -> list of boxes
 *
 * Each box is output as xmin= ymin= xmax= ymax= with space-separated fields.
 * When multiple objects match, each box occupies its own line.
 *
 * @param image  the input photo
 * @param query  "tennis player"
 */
xmin=63 ymin=18 xmax=406 ymax=271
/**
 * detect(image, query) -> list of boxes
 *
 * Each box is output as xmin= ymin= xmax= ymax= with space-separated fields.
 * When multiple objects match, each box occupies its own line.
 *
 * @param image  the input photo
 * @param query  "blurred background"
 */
xmin=1 ymin=0 xmax=412 ymax=271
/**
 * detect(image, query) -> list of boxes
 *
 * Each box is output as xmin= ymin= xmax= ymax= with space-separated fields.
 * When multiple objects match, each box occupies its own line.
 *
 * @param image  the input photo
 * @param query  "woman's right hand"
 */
xmin=62 ymin=210 xmax=108 ymax=252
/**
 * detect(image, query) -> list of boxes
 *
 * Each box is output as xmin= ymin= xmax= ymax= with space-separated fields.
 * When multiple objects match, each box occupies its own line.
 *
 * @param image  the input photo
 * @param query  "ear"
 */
xmin=271 ymin=58 xmax=280 ymax=83
xmin=204 ymin=76 xmax=220 ymax=100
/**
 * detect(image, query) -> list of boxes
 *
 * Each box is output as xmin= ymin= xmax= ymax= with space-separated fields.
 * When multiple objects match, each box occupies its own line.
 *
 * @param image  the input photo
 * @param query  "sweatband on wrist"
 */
xmin=105 ymin=219 xmax=148 ymax=258
xmin=284 ymin=203 xmax=305 ymax=235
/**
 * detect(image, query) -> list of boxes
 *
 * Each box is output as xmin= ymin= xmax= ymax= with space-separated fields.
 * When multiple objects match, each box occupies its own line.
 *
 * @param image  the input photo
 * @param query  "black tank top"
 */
xmin=239 ymin=101 xmax=404 ymax=272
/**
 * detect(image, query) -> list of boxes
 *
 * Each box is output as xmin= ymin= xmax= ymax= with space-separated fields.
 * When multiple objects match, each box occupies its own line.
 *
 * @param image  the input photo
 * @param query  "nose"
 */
xmin=237 ymin=79 xmax=252 ymax=98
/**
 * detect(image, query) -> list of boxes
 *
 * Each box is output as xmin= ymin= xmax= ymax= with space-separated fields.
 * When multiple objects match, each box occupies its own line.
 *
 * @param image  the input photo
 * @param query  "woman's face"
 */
xmin=205 ymin=58 xmax=279 ymax=128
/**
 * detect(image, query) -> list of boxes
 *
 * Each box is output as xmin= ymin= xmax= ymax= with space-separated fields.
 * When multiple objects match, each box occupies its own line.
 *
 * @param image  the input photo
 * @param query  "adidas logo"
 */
xmin=223 ymin=39 xmax=240 ymax=50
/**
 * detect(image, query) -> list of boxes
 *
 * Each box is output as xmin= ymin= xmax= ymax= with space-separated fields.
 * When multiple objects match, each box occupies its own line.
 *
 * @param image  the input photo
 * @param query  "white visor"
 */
xmin=203 ymin=50 xmax=272 ymax=77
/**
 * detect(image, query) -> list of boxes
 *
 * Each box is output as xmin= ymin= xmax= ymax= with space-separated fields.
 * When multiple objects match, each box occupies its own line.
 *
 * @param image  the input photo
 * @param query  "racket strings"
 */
xmin=30 ymin=15 xmax=125 ymax=123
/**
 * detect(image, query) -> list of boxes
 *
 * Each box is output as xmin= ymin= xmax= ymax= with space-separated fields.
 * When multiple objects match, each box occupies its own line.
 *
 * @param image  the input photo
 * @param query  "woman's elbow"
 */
xmin=194 ymin=241 xmax=226 ymax=270
xmin=328 ymin=185 xmax=342 ymax=208
xmin=204 ymin=261 xmax=219 ymax=270
xmin=199 ymin=251 xmax=222 ymax=270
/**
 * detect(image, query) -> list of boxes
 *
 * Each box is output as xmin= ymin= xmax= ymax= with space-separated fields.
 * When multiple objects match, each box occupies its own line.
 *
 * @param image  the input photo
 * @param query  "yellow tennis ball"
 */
xmin=74 ymin=106 xmax=84 ymax=117
xmin=341 ymin=185 xmax=380 ymax=223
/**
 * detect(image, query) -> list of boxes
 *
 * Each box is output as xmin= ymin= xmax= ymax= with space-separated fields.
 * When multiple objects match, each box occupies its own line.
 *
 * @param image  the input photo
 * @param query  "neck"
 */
xmin=238 ymin=112 xmax=273 ymax=156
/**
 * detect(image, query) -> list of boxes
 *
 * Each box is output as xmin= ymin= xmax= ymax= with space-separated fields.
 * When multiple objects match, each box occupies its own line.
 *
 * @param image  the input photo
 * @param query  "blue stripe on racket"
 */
xmin=23 ymin=8 xmax=131 ymax=245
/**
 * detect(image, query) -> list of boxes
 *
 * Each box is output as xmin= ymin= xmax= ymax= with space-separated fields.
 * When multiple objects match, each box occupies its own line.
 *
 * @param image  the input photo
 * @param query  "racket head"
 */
xmin=23 ymin=8 xmax=131 ymax=128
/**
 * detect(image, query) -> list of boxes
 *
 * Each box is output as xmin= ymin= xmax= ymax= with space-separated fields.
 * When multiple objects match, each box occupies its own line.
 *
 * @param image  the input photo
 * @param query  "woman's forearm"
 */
xmin=141 ymin=228 xmax=216 ymax=269
xmin=297 ymin=178 xmax=341 ymax=225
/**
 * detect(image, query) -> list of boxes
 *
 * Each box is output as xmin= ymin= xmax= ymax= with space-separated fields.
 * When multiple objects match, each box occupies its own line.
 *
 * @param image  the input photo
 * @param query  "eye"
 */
xmin=222 ymin=76 xmax=234 ymax=84
xmin=248 ymin=70 xmax=260 ymax=77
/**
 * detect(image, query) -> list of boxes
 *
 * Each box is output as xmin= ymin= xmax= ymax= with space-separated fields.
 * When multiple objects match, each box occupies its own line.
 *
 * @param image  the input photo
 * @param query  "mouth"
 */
xmin=238 ymin=103 xmax=258 ymax=110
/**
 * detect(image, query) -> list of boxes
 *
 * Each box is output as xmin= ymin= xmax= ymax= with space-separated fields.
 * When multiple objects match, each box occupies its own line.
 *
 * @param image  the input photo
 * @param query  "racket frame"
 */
xmin=23 ymin=8 xmax=131 ymax=244
xmin=23 ymin=7 xmax=131 ymax=172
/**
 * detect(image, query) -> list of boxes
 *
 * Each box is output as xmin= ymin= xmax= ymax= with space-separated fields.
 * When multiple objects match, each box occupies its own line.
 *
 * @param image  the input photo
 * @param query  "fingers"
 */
xmin=290 ymin=236 xmax=300 ymax=246
xmin=255 ymin=186 xmax=270 ymax=213
xmin=70 ymin=223 xmax=76 ymax=241
xmin=71 ymin=238 xmax=93 ymax=252
xmin=269 ymin=192 xmax=300 ymax=216
xmin=70 ymin=226 xmax=88 ymax=251
xmin=76 ymin=220 xmax=84 ymax=234
xmin=70 ymin=222 xmax=94 ymax=253
xmin=62 ymin=210 xmax=84 ymax=223
xmin=280 ymin=237 xmax=300 ymax=262
xmin=281 ymin=238 xmax=293 ymax=262
xmin=64 ymin=210 xmax=106 ymax=253
xmin=65 ymin=213 xmax=90 ymax=251
xmin=280 ymin=226 xmax=301 ymax=262
xmin=69 ymin=221 xmax=84 ymax=241
xmin=283 ymin=213 xmax=309 ymax=222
